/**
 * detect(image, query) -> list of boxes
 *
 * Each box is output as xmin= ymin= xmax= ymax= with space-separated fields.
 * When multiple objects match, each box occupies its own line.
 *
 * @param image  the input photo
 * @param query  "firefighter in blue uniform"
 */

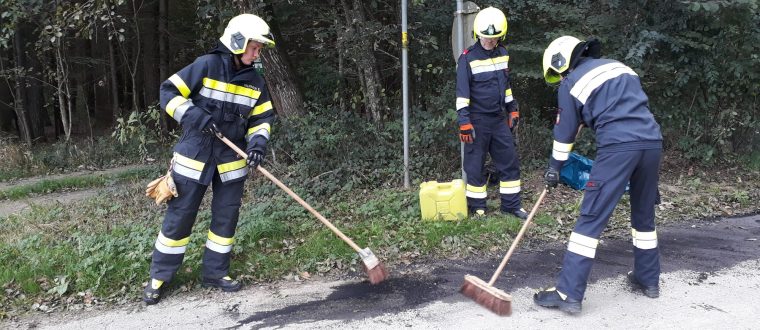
xmin=534 ymin=36 xmax=663 ymax=314
xmin=456 ymin=7 xmax=527 ymax=219
xmin=143 ymin=14 xmax=276 ymax=305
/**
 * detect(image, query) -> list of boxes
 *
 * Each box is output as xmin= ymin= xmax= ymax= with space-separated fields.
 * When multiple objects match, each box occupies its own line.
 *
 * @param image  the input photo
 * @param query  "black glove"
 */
xmin=201 ymin=121 xmax=219 ymax=135
xmin=544 ymin=167 xmax=560 ymax=188
xmin=246 ymin=150 xmax=264 ymax=168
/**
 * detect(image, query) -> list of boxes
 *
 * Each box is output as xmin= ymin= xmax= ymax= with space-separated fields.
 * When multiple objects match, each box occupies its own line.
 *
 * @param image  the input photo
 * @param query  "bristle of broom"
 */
xmin=460 ymin=274 xmax=512 ymax=316
xmin=362 ymin=261 xmax=390 ymax=284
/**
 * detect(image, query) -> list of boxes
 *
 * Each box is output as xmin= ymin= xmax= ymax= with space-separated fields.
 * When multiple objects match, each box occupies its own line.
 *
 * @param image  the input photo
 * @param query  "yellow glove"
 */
xmin=145 ymin=173 xmax=178 ymax=205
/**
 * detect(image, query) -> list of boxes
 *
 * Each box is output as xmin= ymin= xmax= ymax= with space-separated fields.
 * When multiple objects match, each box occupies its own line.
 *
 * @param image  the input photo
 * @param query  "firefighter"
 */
xmin=456 ymin=7 xmax=527 ymax=219
xmin=143 ymin=14 xmax=276 ymax=305
xmin=533 ymin=36 xmax=663 ymax=314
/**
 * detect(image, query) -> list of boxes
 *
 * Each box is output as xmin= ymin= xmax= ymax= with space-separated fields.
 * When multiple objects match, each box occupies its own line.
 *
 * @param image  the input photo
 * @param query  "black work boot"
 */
xmin=202 ymin=276 xmax=242 ymax=292
xmin=503 ymin=208 xmax=528 ymax=220
xmin=534 ymin=287 xmax=582 ymax=314
xmin=627 ymin=271 xmax=660 ymax=298
xmin=143 ymin=279 xmax=166 ymax=305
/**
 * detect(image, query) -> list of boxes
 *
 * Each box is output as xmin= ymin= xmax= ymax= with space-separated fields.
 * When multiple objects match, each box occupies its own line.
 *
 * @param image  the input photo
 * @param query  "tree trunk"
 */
xmin=340 ymin=0 xmax=384 ymax=122
xmin=142 ymin=0 xmax=160 ymax=111
xmin=12 ymin=23 xmax=32 ymax=144
xmin=158 ymin=0 xmax=169 ymax=132
xmin=258 ymin=2 xmax=305 ymax=117
xmin=129 ymin=0 xmax=142 ymax=113
xmin=108 ymin=37 xmax=121 ymax=124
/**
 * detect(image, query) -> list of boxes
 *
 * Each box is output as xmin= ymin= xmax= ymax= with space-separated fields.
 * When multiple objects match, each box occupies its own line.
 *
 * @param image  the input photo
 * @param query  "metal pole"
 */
xmin=456 ymin=0 xmax=466 ymax=182
xmin=402 ymin=0 xmax=410 ymax=188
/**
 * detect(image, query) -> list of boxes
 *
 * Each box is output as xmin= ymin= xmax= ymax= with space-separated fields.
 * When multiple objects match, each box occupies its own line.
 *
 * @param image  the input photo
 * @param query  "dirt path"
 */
xmin=7 ymin=214 xmax=759 ymax=329
xmin=0 ymin=165 xmax=151 ymax=218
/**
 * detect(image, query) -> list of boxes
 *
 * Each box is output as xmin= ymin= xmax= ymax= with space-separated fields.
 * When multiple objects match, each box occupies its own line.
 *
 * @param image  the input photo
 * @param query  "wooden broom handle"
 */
xmin=215 ymin=133 xmax=364 ymax=253
xmin=488 ymin=188 xmax=548 ymax=285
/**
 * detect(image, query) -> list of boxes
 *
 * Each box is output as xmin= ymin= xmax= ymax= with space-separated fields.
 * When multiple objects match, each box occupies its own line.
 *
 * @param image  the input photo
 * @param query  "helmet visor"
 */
xmin=479 ymin=24 xmax=502 ymax=37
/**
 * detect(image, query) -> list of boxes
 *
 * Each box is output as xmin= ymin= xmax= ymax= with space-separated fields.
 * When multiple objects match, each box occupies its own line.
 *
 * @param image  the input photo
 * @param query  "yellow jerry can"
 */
xmin=419 ymin=179 xmax=467 ymax=221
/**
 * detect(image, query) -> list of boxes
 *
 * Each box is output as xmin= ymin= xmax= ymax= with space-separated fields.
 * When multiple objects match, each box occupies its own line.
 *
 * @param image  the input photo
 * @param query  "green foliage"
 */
xmin=112 ymin=106 xmax=173 ymax=161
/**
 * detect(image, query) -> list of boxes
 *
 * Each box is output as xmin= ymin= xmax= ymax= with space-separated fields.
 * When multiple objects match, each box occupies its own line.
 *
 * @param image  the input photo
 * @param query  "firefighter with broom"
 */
xmin=455 ymin=6 xmax=527 ymax=219
xmin=534 ymin=36 xmax=664 ymax=314
xmin=143 ymin=13 xmax=276 ymax=305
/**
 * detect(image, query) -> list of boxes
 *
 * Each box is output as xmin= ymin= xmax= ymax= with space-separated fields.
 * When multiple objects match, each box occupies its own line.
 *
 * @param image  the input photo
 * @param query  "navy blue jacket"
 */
xmin=550 ymin=58 xmax=662 ymax=169
xmin=160 ymin=42 xmax=275 ymax=185
xmin=455 ymin=42 xmax=518 ymax=125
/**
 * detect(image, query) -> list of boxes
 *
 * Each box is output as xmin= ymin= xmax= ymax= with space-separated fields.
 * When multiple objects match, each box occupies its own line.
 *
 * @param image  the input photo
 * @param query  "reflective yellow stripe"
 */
xmin=165 ymin=95 xmax=187 ymax=117
xmin=247 ymin=123 xmax=271 ymax=136
xmin=158 ymin=232 xmax=190 ymax=247
xmin=174 ymin=152 xmax=204 ymax=171
xmin=456 ymin=97 xmax=470 ymax=110
xmin=553 ymin=140 xmax=574 ymax=152
xmin=168 ymin=74 xmax=190 ymax=98
xmin=217 ymin=159 xmax=246 ymax=173
xmin=470 ymin=55 xmax=509 ymax=68
xmin=250 ymin=101 xmax=273 ymax=116
xmin=208 ymin=230 xmax=234 ymax=245
xmin=203 ymin=78 xmax=261 ymax=99
xmin=505 ymin=88 xmax=513 ymax=96
xmin=500 ymin=180 xmax=520 ymax=188
xmin=466 ymin=184 xmax=487 ymax=193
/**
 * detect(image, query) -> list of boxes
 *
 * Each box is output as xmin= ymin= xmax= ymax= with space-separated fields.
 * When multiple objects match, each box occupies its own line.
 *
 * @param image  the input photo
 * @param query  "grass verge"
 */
xmin=0 ymin=166 xmax=158 ymax=201
xmin=0 ymin=164 xmax=757 ymax=318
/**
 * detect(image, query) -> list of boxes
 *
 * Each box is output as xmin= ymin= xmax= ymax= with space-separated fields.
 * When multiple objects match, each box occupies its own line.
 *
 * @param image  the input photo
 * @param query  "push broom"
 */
xmin=460 ymin=188 xmax=548 ymax=316
xmin=214 ymin=131 xmax=389 ymax=284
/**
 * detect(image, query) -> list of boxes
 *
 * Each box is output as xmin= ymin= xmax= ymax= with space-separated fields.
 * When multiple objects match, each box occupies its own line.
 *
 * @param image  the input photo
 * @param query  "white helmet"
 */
xmin=473 ymin=7 xmax=508 ymax=40
xmin=542 ymin=36 xmax=602 ymax=85
xmin=219 ymin=14 xmax=275 ymax=54
xmin=542 ymin=36 xmax=583 ymax=85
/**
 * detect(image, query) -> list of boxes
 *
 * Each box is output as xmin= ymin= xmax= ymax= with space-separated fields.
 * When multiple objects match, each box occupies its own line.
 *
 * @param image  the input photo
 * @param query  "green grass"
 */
xmin=0 ymin=166 xmax=157 ymax=200
xmin=0 ymin=180 xmax=564 ymax=315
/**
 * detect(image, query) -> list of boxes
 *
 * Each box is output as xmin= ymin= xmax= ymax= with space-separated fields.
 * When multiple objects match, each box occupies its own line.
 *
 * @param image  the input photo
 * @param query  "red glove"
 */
xmin=459 ymin=123 xmax=474 ymax=144
xmin=508 ymin=111 xmax=520 ymax=129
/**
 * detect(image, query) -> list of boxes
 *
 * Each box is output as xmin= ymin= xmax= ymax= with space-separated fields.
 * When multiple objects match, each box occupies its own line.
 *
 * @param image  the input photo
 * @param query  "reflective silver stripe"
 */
xmin=500 ymin=186 xmax=520 ymax=194
xmin=155 ymin=241 xmax=186 ymax=254
xmin=470 ymin=56 xmax=509 ymax=75
xmin=173 ymin=162 xmax=202 ymax=180
xmin=504 ymin=95 xmax=514 ymax=103
xmin=206 ymin=240 xmax=233 ymax=253
xmin=246 ymin=128 xmax=270 ymax=142
xmin=219 ymin=167 xmax=248 ymax=182
xmin=199 ymin=87 xmax=258 ymax=107
xmin=570 ymin=63 xmax=638 ymax=104
xmin=466 ymin=191 xmax=487 ymax=199
xmin=552 ymin=140 xmax=573 ymax=161
xmin=567 ymin=232 xmax=598 ymax=258
xmin=632 ymin=228 xmax=658 ymax=249
xmin=456 ymin=97 xmax=470 ymax=110
xmin=553 ymin=149 xmax=569 ymax=161
xmin=500 ymin=180 xmax=520 ymax=194
xmin=173 ymin=100 xmax=192 ymax=122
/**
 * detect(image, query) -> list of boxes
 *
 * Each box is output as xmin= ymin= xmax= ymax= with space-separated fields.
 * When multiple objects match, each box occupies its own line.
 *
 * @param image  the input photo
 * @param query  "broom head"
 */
xmin=359 ymin=247 xmax=390 ymax=284
xmin=460 ymin=274 xmax=512 ymax=316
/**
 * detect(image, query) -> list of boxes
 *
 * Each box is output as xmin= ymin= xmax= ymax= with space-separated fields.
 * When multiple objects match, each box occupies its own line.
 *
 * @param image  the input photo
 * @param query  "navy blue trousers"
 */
xmin=556 ymin=148 xmax=662 ymax=300
xmin=463 ymin=113 xmax=522 ymax=212
xmin=149 ymin=169 xmax=245 ymax=281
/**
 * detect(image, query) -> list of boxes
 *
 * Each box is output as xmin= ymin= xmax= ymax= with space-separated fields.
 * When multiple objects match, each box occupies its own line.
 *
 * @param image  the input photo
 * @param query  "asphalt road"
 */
xmin=8 ymin=214 xmax=760 ymax=329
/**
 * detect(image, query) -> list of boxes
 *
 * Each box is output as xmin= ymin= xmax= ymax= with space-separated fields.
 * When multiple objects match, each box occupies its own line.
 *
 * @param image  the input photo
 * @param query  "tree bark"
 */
xmin=340 ymin=0 xmax=384 ymax=122
xmin=12 ymin=23 xmax=32 ymax=144
xmin=108 ymin=37 xmax=121 ymax=124
xmin=158 ymin=0 xmax=169 ymax=132
xmin=258 ymin=2 xmax=305 ymax=118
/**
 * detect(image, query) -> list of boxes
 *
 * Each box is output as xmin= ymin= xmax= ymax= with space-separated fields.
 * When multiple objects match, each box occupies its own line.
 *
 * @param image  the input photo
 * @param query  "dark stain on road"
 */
xmin=232 ymin=214 xmax=760 ymax=329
